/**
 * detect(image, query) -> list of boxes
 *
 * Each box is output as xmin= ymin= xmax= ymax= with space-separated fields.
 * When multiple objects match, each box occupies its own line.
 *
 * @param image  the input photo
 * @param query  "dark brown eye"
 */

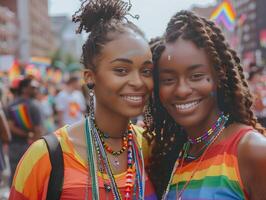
xmin=190 ymin=73 xmax=205 ymax=81
xmin=113 ymin=68 xmax=128 ymax=75
xmin=142 ymin=68 xmax=153 ymax=77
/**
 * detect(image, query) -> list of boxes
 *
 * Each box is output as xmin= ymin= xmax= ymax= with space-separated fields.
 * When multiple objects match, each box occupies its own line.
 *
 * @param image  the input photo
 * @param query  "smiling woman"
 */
xmin=148 ymin=10 xmax=266 ymax=200
xmin=9 ymin=0 xmax=157 ymax=200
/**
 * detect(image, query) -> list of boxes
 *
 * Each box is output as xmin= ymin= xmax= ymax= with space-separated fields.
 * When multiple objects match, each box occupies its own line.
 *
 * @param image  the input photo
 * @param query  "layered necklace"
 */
xmin=84 ymin=117 xmax=145 ymax=200
xmin=96 ymin=123 xmax=128 ymax=167
xmin=162 ymin=112 xmax=229 ymax=200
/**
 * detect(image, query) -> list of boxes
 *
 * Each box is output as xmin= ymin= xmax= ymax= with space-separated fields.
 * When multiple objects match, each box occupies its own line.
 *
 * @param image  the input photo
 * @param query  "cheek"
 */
xmin=197 ymin=77 xmax=217 ymax=95
xmin=95 ymin=81 xmax=117 ymax=98
xmin=145 ymin=78 xmax=154 ymax=93
xmin=159 ymin=85 xmax=172 ymax=105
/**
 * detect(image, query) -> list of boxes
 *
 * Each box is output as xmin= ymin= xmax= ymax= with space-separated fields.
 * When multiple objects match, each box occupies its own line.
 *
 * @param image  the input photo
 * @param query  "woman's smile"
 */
xmin=174 ymin=99 xmax=202 ymax=113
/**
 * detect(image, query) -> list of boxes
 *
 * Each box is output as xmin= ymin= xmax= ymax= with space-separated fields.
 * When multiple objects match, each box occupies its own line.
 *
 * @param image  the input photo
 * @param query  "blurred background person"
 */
xmin=0 ymin=84 xmax=11 ymax=186
xmin=5 ymin=76 xmax=43 ymax=186
xmin=248 ymin=66 xmax=266 ymax=127
xmin=55 ymin=76 xmax=86 ymax=127
xmin=36 ymin=85 xmax=56 ymax=134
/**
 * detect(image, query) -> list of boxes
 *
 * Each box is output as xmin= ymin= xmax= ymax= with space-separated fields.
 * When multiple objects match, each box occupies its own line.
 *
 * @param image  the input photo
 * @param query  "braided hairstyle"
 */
xmin=147 ymin=10 xmax=265 ymax=198
xmin=72 ymin=0 xmax=144 ymax=71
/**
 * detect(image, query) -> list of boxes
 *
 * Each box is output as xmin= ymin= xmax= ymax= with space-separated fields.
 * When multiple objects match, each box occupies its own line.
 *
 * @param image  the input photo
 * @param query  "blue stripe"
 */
xmin=167 ymin=187 xmax=244 ymax=200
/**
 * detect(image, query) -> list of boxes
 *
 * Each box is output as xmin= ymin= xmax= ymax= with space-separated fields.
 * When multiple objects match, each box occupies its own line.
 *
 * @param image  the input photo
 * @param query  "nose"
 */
xmin=128 ymin=71 xmax=144 ymax=89
xmin=174 ymin=79 xmax=193 ymax=99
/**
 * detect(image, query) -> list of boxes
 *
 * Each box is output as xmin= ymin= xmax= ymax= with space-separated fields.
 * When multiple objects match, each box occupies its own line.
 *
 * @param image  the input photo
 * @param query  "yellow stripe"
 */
xmin=224 ymin=3 xmax=236 ymax=22
xmin=132 ymin=125 xmax=150 ymax=160
xmin=172 ymin=163 xmax=239 ymax=184
xmin=13 ymin=140 xmax=48 ymax=192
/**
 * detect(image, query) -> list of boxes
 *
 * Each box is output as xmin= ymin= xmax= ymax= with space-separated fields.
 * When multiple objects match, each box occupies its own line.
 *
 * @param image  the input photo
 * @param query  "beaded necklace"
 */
xmin=84 ymin=117 xmax=145 ymax=200
xmin=185 ymin=114 xmax=229 ymax=160
xmin=187 ymin=112 xmax=226 ymax=144
xmin=162 ymin=113 xmax=229 ymax=200
xmin=99 ymin=132 xmax=128 ymax=156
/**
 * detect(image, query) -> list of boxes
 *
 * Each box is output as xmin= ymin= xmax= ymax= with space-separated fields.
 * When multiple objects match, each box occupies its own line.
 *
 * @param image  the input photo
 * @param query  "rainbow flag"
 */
xmin=53 ymin=69 xmax=63 ymax=84
xmin=210 ymin=0 xmax=236 ymax=31
xmin=8 ymin=60 xmax=21 ymax=82
xmin=10 ymin=103 xmax=33 ymax=130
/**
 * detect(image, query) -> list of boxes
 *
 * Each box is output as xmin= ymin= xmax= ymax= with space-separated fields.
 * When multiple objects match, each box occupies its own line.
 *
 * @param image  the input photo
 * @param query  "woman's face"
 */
xmin=88 ymin=32 xmax=153 ymax=119
xmin=158 ymin=38 xmax=219 ymax=130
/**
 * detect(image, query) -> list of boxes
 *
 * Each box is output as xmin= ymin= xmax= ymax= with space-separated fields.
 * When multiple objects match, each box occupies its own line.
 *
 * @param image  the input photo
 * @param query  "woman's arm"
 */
xmin=238 ymin=131 xmax=266 ymax=200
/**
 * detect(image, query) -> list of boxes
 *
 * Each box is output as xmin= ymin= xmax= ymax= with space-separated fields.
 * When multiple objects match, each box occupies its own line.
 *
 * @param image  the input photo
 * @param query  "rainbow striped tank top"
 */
xmin=166 ymin=127 xmax=252 ymax=200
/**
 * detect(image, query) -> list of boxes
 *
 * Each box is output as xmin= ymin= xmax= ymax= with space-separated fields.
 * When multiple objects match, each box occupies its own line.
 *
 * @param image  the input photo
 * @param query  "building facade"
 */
xmin=232 ymin=0 xmax=266 ymax=65
xmin=51 ymin=15 xmax=83 ymax=61
xmin=0 ymin=0 xmax=54 ymax=63
xmin=0 ymin=5 xmax=16 ymax=55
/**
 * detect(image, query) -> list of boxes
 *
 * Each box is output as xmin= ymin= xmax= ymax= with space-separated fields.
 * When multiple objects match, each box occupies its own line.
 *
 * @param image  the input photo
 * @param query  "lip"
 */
xmin=120 ymin=93 xmax=147 ymax=107
xmin=173 ymin=99 xmax=202 ymax=114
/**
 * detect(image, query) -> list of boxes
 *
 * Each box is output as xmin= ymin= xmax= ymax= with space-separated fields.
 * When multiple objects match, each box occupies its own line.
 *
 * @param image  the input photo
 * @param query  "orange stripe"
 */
xmin=179 ymin=153 xmax=237 ymax=173
xmin=23 ymin=154 xmax=50 ymax=198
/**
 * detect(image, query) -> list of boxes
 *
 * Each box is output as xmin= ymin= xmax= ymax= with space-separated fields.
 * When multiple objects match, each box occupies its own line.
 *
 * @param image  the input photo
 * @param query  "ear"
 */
xmin=83 ymin=69 xmax=95 ymax=85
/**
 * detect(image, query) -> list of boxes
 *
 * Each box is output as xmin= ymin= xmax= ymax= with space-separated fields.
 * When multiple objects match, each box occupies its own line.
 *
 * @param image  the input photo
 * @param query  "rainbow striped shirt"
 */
xmin=9 ymin=125 xmax=157 ymax=200
xmin=165 ymin=127 xmax=252 ymax=200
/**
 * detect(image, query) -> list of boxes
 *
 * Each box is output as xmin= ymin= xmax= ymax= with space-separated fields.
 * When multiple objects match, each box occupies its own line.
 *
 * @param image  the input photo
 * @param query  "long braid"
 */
xmin=147 ymin=38 xmax=187 ymax=197
xmin=148 ymin=10 xmax=265 ymax=198
xmin=202 ymin=16 xmax=264 ymax=133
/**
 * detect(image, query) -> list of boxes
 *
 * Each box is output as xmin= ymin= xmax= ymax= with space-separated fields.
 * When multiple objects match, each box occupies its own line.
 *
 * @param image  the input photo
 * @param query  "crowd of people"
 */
xmin=0 ymin=0 xmax=266 ymax=199
xmin=0 ymin=74 xmax=87 ymax=190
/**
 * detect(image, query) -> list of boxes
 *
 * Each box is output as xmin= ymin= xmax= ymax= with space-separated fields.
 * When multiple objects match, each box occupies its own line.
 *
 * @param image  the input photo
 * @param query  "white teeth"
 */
xmin=122 ymin=96 xmax=143 ymax=102
xmin=175 ymin=101 xmax=200 ymax=110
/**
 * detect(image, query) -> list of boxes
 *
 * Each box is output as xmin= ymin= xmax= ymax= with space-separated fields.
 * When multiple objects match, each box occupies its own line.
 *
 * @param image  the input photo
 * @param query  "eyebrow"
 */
xmin=159 ymin=64 xmax=206 ymax=73
xmin=187 ymin=64 xmax=205 ymax=71
xmin=143 ymin=60 xmax=153 ymax=65
xmin=110 ymin=58 xmax=153 ymax=66
xmin=110 ymin=58 xmax=133 ymax=64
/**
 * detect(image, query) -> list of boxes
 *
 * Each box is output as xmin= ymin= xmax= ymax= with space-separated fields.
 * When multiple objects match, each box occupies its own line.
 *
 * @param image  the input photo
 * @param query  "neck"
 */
xmin=94 ymin=104 xmax=130 ymax=139
xmin=184 ymin=107 xmax=221 ymax=140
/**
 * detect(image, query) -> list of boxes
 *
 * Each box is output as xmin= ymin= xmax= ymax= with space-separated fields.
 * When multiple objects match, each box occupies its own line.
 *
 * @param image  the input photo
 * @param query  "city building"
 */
xmin=233 ymin=0 xmax=266 ymax=66
xmin=0 ymin=6 xmax=16 ymax=55
xmin=50 ymin=15 xmax=83 ymax=60
xmin=0 ymin=5 xmax=17 ymax=71
xmin=0 ymin=0 xmax=54 ymax=63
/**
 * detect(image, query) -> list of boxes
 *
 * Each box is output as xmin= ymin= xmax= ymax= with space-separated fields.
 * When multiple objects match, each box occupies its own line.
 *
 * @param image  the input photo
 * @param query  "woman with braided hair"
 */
xmin=148 ymin=10 xmax=266 ymax=200
xmin=9 ymin=0 xmax=157 ymax=199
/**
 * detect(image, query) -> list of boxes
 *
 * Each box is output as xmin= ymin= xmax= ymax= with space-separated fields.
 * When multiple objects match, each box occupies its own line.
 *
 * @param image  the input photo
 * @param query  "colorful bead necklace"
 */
xmin=162 ymin=113 xmax=229 ymax=200
xmin=185 ymin=113 xmax=229 ymax=160
xmin=85 ymin=117 xmax=145 ymax=200
xmin=187 ymin=112 xmax=227 ymax=144
xmin=99 ymin=132 xmax=128 ymax=156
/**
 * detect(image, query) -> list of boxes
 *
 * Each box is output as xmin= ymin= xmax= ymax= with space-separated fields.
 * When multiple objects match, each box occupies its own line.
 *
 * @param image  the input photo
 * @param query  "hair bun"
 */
xmin=73 ymin=0 xmax=131 ymax=34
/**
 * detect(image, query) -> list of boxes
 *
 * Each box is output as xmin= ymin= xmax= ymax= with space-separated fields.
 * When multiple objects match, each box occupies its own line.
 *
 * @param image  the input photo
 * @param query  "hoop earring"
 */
xmin=87 ymin=83 xmax=95 ymax=120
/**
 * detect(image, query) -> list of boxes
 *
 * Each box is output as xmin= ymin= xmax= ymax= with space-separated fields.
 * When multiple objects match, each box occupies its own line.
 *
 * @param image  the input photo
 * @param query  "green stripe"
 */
xmin=170 ymin=175 xmax=243 ymax=195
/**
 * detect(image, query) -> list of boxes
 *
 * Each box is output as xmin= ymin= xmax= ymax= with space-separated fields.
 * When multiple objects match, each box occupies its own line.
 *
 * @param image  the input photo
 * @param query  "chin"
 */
xmin=172 ymin=111 xmax=203 ymax=128
xmin=122 ymin=108 xmax=144 ymax=119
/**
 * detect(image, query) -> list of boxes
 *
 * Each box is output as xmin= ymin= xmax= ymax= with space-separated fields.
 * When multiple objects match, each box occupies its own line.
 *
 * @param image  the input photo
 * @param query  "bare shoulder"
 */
xmin=67 ymin=119 xmax=85 ymax=139
xmin=238 ymin=128 xmax=266 ymax=199
xmin=238 ymin=129 xmax=266 ymax=160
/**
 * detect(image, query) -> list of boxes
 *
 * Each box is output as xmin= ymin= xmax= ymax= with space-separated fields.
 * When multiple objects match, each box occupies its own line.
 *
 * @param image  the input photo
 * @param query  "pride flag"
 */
xmin=53 ymin=69 xmax=63 ymax=84
xmin=8 ymin=60 xmax=21 ymax=82
xmin=210 ymin=0 xmax=236 ymax=31
xmin=10 ymin=103 xmax=33 ymax=130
